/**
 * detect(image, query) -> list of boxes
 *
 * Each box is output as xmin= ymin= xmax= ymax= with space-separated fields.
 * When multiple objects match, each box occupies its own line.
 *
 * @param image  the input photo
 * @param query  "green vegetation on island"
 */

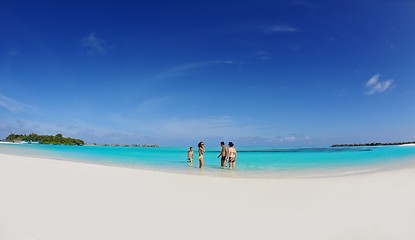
xmin=6 ymin=133 xmax=85 ymax=146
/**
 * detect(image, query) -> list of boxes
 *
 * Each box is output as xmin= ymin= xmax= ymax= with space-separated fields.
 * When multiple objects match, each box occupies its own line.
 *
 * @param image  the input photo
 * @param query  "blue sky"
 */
xmin=1 ymin=0 xmax=414 ymax=147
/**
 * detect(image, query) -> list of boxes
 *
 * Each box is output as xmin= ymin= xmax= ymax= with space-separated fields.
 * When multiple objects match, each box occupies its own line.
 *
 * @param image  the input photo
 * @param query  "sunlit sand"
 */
xmin=1 ymin=153 xmax=415 ymax=240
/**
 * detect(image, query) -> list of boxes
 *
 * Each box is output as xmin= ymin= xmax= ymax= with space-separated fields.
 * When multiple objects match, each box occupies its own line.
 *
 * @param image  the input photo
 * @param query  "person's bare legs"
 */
xmin=232 ymin=162 xmax=236 ymax=170
xmin=199 ymin=158 xmax=204 ymax=168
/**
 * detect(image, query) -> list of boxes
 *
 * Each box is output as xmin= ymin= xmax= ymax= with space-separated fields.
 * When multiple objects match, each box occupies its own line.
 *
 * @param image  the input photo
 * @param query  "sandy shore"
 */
xmin=400 ymin=143 xmax=415 ymax=147
xmin=1 ymin=153 xmax=415 ymax=240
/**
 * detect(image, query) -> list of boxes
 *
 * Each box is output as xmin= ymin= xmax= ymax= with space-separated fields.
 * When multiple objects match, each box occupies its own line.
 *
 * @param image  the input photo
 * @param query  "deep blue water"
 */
xmin=2 ymin=143 xmax=415 ymax=178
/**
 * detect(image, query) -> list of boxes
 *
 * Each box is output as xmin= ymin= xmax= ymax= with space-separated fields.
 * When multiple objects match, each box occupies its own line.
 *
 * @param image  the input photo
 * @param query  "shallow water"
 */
xmin=1 ymin=143 xmax=415 ymax=178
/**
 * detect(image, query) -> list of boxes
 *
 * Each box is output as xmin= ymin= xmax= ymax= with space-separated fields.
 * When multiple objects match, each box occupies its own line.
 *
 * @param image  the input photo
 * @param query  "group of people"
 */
xmin=187 ymin=141 xmax=237 ymax=169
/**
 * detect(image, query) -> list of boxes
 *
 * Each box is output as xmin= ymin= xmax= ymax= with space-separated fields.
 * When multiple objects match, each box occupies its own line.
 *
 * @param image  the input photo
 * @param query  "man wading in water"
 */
xmin=217 ymin=141 xmax=228 ymax=167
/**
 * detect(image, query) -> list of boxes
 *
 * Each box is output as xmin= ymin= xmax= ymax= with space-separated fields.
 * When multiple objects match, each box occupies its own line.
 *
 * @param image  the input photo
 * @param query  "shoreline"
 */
xmin=1 ymin=144 xmax=415 ymax=179
xmin=1 ymin=153 xmax=415 ymax=240
xmin=3 ymin=149 xmax=415 ymax=180
xmin=400 ymin=143 xmax=415 ymax=147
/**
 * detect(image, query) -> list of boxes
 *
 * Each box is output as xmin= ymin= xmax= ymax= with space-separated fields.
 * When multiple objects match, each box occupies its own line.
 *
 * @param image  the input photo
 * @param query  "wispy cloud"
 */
xmin=336 ymin=89 xmax=350 ymax=97
xmin=118 ymin=115 xmax=313 ymax=146
xmin=234 ymin=134 xmax=312 ymax=147
xmin=0 ymin=113 xmax=313 ymax=147
xmin=280 ymin=134 xmax=310 ymax=143
xmin=149 ymin=60 xmax=233 ymax=82
xmin=144 ymin=116 xmax=236 ymax=139
xmin=385 ymin=36 xmax=395 ymax=49
xmin=168 ymin=60 xmax=233 ymax=73
xmin=255 ymin=51 xmax=270 ymax=60
xmin=135 ymin=96 xmax=172 ymax=113
xmin=266 ymin=25 xmax=301 ymax=33
xmin=365 ymin=74 xmax=395 ymax=95
xmin=0 ymin=94 xmax=37 ymax=113
xmin=227 ymin=24 xmax=301 ymax=36
xmin=0 ymin=118 xmax=146 ymax=145
xmin=80 ymin=32 xmax=107 ymax=55
xmin=8 ymin=48 xmax=20 ymax=57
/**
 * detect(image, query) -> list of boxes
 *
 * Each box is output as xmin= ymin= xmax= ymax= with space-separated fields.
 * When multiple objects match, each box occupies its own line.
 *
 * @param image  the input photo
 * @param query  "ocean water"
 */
xmin=1 ymin=143 xmax=415 ymax=178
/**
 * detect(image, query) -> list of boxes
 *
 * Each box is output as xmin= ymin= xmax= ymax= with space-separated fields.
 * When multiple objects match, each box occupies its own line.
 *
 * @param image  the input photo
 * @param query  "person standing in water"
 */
xmin=198 ymin=142 xmax=205 ymax=168
xmin=187 ymin=147 xmax=194 ymax=162
xmin=217 ymin=141 xmax=228 ymax=167
xmin=228 ymin=142 xmax=237 ymax=170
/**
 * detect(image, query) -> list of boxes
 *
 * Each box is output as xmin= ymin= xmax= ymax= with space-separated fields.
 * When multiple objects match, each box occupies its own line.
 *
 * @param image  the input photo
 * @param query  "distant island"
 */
xmin=3 ymin=133 xmax=160 ymax=148
xmin=5 ymin=133 xmax=85 ymax=146
xmin=331 ymin=141 xmax=415 ymax=147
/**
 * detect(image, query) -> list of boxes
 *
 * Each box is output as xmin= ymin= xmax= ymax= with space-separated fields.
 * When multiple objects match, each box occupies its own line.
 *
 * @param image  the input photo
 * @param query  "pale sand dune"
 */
xmin=1 ymin=153 xmax=415 ymax=240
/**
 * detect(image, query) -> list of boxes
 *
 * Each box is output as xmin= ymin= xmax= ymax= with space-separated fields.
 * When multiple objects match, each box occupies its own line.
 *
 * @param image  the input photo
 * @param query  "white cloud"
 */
xmin=365 ymin=74 xmax=395 ymax=95
xmin=268 ymin=25 xmax=301 ymax=33
xmin=280 ymin=135 xmax=296 ymax=142
xmin=147 ymin=116 xmax=236 ymax=139
xmin=334 ymin=89 xmax=350 ymax=97
xmin=148 ymin=60 xmax=233 ymax=82
xmin=0 ymin=113 xmax=313 ymax=147
xmin=269 ymin=25 xmax=300 ymax=32
xmin=80 ymin=32 xmax=107 ymax=55
xmin=255 ymin=51 xmax=270 ymax=60
xmin=129 ymin=116 xmax=312 ymax=146
xmin=266 ymin=134 xmax=311 ymax=143
xmin=0 ymin=118 xmax=145 ymax=145
xmin=0 ymin=94 xmax=36 ymax=113
xmin=234 ymin=134 xmax=311 ymax=147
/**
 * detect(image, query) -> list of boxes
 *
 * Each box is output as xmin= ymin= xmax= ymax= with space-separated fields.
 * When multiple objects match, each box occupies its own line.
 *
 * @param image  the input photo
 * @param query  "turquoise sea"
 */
xmin=2 ymin=143 xmax=415 ymax=178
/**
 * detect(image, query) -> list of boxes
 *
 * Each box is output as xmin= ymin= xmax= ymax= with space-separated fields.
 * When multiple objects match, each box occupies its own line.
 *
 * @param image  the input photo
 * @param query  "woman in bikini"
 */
xmin=228 ymin=142 xmax=237 ymax=170
xmin=198 ymin=142 xmax=205 ymax=168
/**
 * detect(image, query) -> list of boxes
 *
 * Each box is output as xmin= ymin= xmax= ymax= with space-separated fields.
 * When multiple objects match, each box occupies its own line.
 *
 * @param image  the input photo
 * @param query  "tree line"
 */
xmin=6 ymin=133 xmax=85 ymax=146
xmin=331 ymin=141 xmax=415 ymax=147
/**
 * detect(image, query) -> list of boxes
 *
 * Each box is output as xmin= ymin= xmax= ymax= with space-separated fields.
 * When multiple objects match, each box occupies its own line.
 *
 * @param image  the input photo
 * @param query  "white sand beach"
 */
xmin=1 ymin=153 xmax=415 ymax=240
xmin=400 ymin=143 xmax=415 ymax=147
